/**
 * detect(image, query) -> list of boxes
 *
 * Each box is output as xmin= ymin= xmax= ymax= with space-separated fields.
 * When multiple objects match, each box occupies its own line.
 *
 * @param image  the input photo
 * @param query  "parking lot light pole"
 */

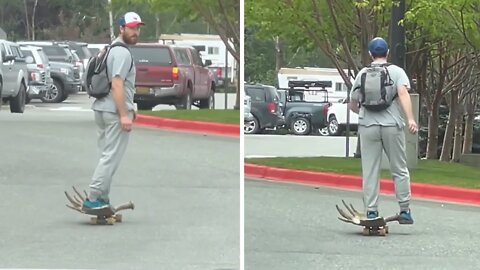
xmin=225 ymin=47 xmax=228 ymax=109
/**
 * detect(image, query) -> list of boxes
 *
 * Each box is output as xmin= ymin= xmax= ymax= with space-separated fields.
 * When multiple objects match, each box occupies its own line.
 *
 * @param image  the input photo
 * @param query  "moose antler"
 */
xmin=335 ymin=200 xmax=366 ymax=225
xmin=65 ymin=186 xmax=88 ymax=213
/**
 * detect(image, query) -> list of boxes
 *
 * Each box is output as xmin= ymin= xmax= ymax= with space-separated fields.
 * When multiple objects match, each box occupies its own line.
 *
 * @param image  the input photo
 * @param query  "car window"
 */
xmin=130 ymin=47 xmax=172 ymax=66
xmin=190 ymin=49 xmax=203 ymax=66
xmin=174 ymin=48 xmax=191 ymax=65
xmin=0 ymin=44 xmax=6 ymax=58
xmin=40 ymin=45 xmax=68 ymax=57
xmin=267 ymin=86 xmax=280 ymax=102
xmin=11 ymin=46 xmax=24 ymax=58
xmin=246 ymin=87 xmax=266 ymax=102
xmin=21 ymin=49 xmax=34 ymax=60
xmin=38 ymin=50 xmax=50 ymax=65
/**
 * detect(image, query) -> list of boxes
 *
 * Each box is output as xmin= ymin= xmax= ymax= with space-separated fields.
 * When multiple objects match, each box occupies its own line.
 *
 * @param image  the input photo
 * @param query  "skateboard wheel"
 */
xmin=385 ymin=226 xmax=389 ymax=234
xmin=106 ymin=217 xmax=115 ymax=225
xmin=379 ymin=228 xmax=386 ymax=236
xmin=90 ymin=217 xmax=97 ymax=225
xmin=362 ymin=228 xmax=369 ymax=236
xmin=115 ymin=214 xmax=122 ymax=223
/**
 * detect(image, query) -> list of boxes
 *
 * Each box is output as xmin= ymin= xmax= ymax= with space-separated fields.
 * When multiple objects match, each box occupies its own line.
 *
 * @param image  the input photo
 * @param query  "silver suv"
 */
xmin=0 ymin=39 xmax=28 ymax=113
xmin=20 ymin=45 xmax=54 ymax=103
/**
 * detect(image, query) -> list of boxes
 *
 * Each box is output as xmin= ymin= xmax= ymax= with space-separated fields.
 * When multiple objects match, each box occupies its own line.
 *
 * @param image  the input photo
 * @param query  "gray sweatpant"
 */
xmin=89 ymin=110 xmax=132 ymax=201
xmin=359 ymin=125 xmax=411 ymax=212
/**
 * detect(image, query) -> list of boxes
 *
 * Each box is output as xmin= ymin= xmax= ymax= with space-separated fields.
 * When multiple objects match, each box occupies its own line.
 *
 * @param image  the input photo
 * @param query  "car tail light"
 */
xmin=172 ymin=67 xmax=179 ymax=80
xmin=37 ymin=64 xmax=44 ymax=69
xmin=323 ymin=103 xmax=330 ymax=117
xmin=268 ymin=102 xmax=276 ymax=113
xmin=216 ymin=67 xmax=222 ymax=77
xmin=31 ymin=73 xmax=37 ymax=81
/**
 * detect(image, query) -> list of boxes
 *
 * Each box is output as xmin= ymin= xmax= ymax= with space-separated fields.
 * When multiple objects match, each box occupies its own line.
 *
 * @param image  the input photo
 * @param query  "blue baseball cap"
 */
xmin=368 ymin=37 xmax=388 ymax=55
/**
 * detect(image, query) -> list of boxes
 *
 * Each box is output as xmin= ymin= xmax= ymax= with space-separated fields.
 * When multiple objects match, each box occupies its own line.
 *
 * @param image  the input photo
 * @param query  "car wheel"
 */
xmin=41 ymin=79 xmax=63 ymax=103
xmin=318 ymin=127 xmax=329 ymax=136
xmin=10 ymin=82 xmax=26 ymax=113
xmin=244 ymin=116 xmax=260 ymax=134
xmin=137 ymin=101 xmax=155 ymax=110
xmin=176 ymin=89 xmax=192 ymax=110
xmin=328 ymin=116 xmax=341 ymax=136
xmin=199 ymin=91 xmax=215 ymax=109
xmin=290 ymin=117 xmax=311 ymax=135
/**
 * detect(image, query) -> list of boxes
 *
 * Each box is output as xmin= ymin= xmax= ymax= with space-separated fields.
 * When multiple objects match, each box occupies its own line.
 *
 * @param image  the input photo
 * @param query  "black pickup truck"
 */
xmin=278 ymin=80 xmax=331 ymax=135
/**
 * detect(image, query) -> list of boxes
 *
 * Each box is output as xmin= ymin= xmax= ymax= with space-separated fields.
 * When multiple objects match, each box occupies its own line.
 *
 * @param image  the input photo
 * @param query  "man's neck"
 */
xmin=372 ymin=57 xmax=388 ymax=63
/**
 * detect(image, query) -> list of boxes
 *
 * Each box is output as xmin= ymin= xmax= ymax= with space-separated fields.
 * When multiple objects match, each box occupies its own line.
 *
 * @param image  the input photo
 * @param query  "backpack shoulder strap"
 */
xmin=109 ymin=42 xmax=134 ymax=72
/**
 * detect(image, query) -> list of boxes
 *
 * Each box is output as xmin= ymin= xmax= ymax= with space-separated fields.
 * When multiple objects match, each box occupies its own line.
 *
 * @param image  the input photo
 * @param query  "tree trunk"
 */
xmin=274 ymin=36 xmax=284 ymax=72
xmin=23 ymin=0 xmax=30 ymax=40
xmin=452 ymin=102 xmax=464 ymax=162
xmin=463 ymin=93 xmax=477 ymax=154
xmin=440 ymin=91 xmax=459 ymax=161
xmin=31 ymin=0 xmax=38 ymax=40
xmin=155 ymin=13 xmax=161 ymax=39
xmin=234 ymin=59 xmax=240 ymax=110
xmin=426 ymin=102 xmax=440 ymax=159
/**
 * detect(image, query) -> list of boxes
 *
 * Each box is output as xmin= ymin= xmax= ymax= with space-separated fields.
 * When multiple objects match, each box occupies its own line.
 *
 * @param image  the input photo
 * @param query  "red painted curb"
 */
xmin=134 ymin=114 xmax=239 ymax=137
xmin=245 ymin=163 xmax=480 ymax=206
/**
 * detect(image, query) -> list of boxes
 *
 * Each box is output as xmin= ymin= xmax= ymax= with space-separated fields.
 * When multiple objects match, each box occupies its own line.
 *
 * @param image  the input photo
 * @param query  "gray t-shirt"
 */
xmin=351 ymin=62 xmax=410 ymax=128
xmin=91 ymin=37 xmax=136 ymax=113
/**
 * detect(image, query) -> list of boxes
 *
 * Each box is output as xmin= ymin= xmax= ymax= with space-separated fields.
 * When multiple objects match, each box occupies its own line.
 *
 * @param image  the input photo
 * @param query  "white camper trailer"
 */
xmin=277 ymin=67 xmax=354 ymax=102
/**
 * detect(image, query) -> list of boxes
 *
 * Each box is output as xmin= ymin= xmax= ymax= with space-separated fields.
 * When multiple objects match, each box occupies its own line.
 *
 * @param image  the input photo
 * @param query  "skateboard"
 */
xmin=335 ymin=200 xmax=399 ymax=236
xmin=64 ymin=186 xmax=134 ymax=225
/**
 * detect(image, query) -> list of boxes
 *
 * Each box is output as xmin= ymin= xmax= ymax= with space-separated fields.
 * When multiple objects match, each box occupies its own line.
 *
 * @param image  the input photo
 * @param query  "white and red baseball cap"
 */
xmin=119 ymin=12 xmax=145 ymax=27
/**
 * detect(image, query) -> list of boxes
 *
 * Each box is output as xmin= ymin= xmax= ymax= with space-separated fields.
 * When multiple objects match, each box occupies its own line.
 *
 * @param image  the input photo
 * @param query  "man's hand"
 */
xmin=120 ymin=115 xmax=133 ymax=132
xmin=407 ymin=119 xmax=418 ymax=134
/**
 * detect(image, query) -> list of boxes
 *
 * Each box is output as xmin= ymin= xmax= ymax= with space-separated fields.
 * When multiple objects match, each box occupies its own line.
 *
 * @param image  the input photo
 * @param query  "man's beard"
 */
xmin=122 ymin=33 xmax=138 ymax=45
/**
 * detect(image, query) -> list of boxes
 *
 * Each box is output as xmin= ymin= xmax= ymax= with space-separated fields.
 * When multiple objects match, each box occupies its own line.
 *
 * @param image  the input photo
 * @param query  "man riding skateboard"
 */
xmin=348 ymin=37 xmax=417 ymax=224
xmin=82 ymin=12 xmax=144 ymax=211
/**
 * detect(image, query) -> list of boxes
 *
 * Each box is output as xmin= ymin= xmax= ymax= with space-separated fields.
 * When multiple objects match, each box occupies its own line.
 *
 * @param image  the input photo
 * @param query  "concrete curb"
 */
xmin=134 ymin=114 xmax=239 ymax=137
xmin=245 ymin=163 xmax=480 ymax=206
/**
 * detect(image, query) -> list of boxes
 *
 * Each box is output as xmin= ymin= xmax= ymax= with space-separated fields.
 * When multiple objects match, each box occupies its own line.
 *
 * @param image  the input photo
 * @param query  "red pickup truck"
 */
xmin=130 ymin=43 xmax=215 ymax=110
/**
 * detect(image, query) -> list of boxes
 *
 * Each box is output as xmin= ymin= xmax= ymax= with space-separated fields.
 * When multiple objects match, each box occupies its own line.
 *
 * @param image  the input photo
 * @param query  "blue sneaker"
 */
xmin=399 ymin=209 xmax=414 ymax=224
xmin=82 ymin=198 xmax=110 ymax=210
xmin=367 ymin=211 xmax=378 ymax=219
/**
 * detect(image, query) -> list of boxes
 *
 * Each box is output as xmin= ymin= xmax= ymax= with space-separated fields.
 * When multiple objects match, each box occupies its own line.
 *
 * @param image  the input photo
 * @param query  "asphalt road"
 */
xmin=0 ymin=96 xmax=240 ymax=270
xmin=245 ymin=178 xmax=480 ymax=270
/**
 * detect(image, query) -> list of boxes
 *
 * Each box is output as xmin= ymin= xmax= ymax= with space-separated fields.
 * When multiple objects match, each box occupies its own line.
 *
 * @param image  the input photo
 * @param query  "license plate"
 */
xmin=136 ymin=87 xmax=150 ymax=94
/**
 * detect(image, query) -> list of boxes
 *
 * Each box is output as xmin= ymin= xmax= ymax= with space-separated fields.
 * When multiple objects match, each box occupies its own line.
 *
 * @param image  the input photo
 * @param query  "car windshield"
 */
xmin=130 ymin=47 xmax=172 ymax=66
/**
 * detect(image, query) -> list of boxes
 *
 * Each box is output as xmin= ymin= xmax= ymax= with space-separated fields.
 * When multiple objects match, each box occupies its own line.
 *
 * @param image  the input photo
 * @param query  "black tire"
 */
xmin=10 ymin=82 xmax=26 ymax=113
xmin=176 ymin=88 xmax=192 ymax=110
xmin=290 ymin=117 xmax=311 ymax=135
xmin=41 ymin=79 xmax=64 ymax=103
xmin=199 ymin=91 xmax=215 ymax=109
xmin=244 ymin=116 xmax=260 ymax=134
xmin=328 ymin=116 xmax=342 ymax=136
xmin=137 ymin=101 xmax=154 ymax=110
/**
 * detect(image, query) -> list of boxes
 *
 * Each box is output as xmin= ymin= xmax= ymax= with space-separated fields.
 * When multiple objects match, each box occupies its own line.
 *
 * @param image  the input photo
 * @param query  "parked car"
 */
xmin=17 ymin=41 xmax=81 ymax=103
xmin=244 ymin=83 xmax=285 ymax=134
xmin=131 ymin=43 xmax=215 ymax=110
xmin=19 ymin=45 xmax=54 ymax=103
xmin=319 ymin=98 xmax=359 ymax=136
xmin=278 ymin=80 xmax=331 ymax=135
xmin=244 ymin=94 xmax=254 ymax=122
xmin=0 ymin=39 xmax=28 ymax=113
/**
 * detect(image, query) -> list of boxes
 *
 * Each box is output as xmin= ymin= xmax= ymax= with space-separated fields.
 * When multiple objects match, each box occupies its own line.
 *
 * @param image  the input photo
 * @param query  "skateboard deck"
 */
xmin=64 ymin=186 xmax=134 ymax=225
xmin=335 ymin=200 xmax=399 ymax=236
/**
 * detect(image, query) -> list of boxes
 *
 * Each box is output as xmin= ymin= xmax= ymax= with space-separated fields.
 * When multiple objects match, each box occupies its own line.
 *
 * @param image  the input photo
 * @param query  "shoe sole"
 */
xmin=398 ymin=219 xmax=414 ymax=225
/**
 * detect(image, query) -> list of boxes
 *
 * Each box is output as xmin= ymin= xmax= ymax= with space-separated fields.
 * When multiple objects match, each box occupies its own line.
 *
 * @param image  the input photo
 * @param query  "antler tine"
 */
xmin=335 ymin=204 xmax=352 ymax=221
xmin=64 ymin=191 xmax=81 ymax=208
xmin=342 ymin=200 xmax=357 ymax=217
xmin=349 ymin=203 xmax=362 ymax=216
xmin=72 ymin=186 xmax=85 ymax=201
xmin=83 ymin=190 xmax=88 ymax=199
xmin=114 ymin=201 xmax=135 ymax=212
xmin=385 ymin=214 xmax=400 ymax=223
xmin=73 ymin=194 xmax=83 ymax=205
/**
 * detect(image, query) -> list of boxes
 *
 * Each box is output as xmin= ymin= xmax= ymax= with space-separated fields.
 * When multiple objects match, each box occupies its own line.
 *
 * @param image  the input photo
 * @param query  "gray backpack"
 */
xmin=359 ymin=63 xmax=396 ymax=111
xmin=84 ymin=42 xmax=133 ymax=99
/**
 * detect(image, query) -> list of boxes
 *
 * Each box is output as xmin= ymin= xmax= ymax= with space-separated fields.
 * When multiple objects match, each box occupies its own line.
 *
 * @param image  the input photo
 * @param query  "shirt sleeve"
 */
xmin=107 ymin=47 xmax=131 ymax=80
xmin=394 ymin=66 xmax=410 ymax=90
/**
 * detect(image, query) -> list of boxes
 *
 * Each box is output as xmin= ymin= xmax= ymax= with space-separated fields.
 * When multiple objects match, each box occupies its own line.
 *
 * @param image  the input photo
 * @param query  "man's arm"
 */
xmin=397 ymin=85 xmax=417 ymax=134
xmin=348 ymin=98 xmax=360 ymax=114
xmin=111 ymin=77 xmax=128 ymax=118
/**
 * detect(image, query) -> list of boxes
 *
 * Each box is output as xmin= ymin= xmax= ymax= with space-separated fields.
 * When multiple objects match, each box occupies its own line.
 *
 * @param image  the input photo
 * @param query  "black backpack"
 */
xmin=84 ymin=42 xmax=133 ymax=99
